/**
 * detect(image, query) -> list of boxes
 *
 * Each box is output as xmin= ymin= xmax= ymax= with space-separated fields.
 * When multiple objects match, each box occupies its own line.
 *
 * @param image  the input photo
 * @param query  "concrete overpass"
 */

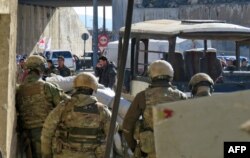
xmin=19 ymin=0 xmax=112 ymax=6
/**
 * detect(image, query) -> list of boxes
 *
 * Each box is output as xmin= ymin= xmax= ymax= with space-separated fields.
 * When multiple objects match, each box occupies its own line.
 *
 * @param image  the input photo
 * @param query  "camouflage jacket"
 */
xmin=41 ymin=94 xmax=113 ymax=158
xmin=44 ymin=66 xmax=59 ymax=77
xmin=16 ymin=72 xmax=69 ymax=129
xmin=16 ymin=64 xmax=25 ymax=84
xmin=123 ymin=80 xmax=187 ymax=152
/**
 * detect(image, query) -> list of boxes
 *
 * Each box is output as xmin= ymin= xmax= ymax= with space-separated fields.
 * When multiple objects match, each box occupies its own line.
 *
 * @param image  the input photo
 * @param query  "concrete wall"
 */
xmin=133 ymin=8 xmax=179 ymax=22
xmin=132 ymin=3 xmax=250 ymax=26
xmin=17 ymin=6 xmax=92 ymax=57
xmin=179 ymin=3 xmax=250 ymax=56
xmin=0 ymin=0 xmax=18 ymax=158
xmin=179 ymin=3 xmax=250 ymax=26
xmin=114 ymin=2 xmax=250 ymax=32
xmin=136 ymin=0 xmax=250 ymax=8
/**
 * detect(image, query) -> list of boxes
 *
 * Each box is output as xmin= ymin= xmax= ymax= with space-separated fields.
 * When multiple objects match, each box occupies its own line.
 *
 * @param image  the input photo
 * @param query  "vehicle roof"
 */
xmin=185 ymin=47 xmax=217 ymax=52
xmin=48 ymin=50 xmax=72 ymax=52
xmin=120 ymin=19 xmax=250 ymax=41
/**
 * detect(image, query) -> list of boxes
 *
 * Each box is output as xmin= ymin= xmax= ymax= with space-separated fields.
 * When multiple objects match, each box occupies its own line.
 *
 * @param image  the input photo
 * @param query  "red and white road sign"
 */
xmin=98 ymin=34 xmax=109 ymax=47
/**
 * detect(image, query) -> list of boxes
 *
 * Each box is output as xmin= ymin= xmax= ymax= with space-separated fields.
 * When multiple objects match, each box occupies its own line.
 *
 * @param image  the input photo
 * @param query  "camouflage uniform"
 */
xmin=16 ymin=55 xmax=68 ymax=158
xmin=123 ymin=60 xmax=187 ymax=158
xmin=16 ymin=63 xmax=25 ymax=84
xmin=44 ymin=65 xmax=59 ymax=77
xmin=189 ymin=73 xmax=214 ymax=97
xmin=41 ymin=72 xmax=115 ymax=158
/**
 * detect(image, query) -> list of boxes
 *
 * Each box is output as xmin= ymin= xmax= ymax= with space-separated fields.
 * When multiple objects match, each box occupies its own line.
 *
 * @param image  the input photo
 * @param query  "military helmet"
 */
xmin=148 ymin=60 xmax=174 ymax=79
xmin=189 ymin=73 xmax=214 ymax=89
xmin=25 ymin=55 xmax=46 ymax=72
xmin=73 ymin=72 xmax=98 ymax=91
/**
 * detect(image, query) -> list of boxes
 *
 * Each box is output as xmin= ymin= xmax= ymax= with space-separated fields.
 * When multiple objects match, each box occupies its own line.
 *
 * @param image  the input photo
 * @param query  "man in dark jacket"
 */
xmin=57 ymin=56 xmax=71 ymax=77
xmin=95 ymin=56 xmax=117 ymax=89
xmin=44 ymin=59 xmax=58 ymax=77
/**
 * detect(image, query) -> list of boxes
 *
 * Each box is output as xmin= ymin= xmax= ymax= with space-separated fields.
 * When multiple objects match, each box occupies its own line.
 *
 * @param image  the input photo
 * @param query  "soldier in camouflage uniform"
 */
xmin=16 ymin=55 xmax=69 ymax=158
xmin=189 ymin=73 xmax=214 ymax=97
xmin=41 ymin=72 xmax=115 ymax=158
xmin=123 ymin=60 xmax=187 ymax=158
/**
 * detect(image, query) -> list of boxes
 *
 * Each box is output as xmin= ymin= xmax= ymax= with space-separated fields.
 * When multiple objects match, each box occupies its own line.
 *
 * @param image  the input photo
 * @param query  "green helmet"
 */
xmin=189 ymin=73 xmax=214 ymax=89
xmin=148 ymin=60 xmax=174 ymax=80
xmin=25 ymin=55 xmax=46 ymax=72
xmin=73 ymin=72 xmax=98 ymax=91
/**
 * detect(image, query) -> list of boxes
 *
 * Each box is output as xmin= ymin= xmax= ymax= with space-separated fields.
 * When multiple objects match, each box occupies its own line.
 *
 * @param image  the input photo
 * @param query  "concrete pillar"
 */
xmin=112 ymin=0 xmax=128 ymax=40
xmin=16 ymin=6 xmax=91 ymax=57
xmin=0 ymin=0 xmax=18 ymax=158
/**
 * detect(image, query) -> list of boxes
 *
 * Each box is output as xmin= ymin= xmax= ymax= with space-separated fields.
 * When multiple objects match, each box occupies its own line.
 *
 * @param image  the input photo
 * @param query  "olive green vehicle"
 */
xmin=119 ymin=19 xmax=250 ymax=96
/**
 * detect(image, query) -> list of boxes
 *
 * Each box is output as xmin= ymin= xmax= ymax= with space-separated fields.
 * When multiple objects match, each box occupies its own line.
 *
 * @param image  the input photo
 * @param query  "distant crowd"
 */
xmin=221 ymin=57 xmax=250 ymax=71
xmin=16 ymin=53 xmax=117 ymax=90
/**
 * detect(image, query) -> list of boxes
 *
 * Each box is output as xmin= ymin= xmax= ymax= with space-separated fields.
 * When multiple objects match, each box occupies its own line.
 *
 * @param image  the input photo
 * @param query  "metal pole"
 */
xmin=204 ymin=39 xmax=207 ymax=56
xmin=168 ymin=36 xmax=176 ymax=63
xmin=204 ymin=40 xmax=207 ymax=51
xmin=104 ymin=0 xmax=134 ymax=157
xmin=83 ymin=39 xmax=86 ymax=70
xmin=236 ymin=41 xmax=240 ymax=70
xmin=103 ymin=5 xmax=106 ymax=32
xmin=93 ymin=0 xmax=98 ymax=68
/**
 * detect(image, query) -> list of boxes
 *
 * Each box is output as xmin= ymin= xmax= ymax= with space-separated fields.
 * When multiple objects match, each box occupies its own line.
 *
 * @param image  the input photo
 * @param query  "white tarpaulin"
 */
xmin=46 ymin=74 xmax=131 ymax=126
xmin=153 ymin=90 xmax=250 ymax=158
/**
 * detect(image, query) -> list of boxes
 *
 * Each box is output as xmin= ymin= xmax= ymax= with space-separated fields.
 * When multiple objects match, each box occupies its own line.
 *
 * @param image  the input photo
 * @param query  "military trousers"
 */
xmin=27 ymin=128 xmax=42 ymax=158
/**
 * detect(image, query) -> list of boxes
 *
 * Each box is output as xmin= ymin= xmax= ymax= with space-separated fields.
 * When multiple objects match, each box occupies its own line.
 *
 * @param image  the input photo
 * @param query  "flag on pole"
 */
xmin=38 ymin=37 xmax=46 ymax=50
xmin=45 ymin=37 xmax=51 ymax=51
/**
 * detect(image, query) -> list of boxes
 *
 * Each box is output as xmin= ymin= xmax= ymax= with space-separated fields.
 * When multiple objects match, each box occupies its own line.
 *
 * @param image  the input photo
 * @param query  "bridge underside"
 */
xmin=19 ymin=0 xmax=112 ymax=7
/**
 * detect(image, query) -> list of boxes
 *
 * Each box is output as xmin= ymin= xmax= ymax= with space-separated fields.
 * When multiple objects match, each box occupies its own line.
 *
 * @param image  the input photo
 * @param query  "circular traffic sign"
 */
xmin=98 ymin=34 xmax=109 ymax=47
xmin=81 ymin=33 xmax=89 ymax=41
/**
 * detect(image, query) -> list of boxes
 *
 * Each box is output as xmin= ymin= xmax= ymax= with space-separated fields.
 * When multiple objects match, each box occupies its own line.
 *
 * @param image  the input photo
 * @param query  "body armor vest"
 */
xmin=144 ymin=86 xmax=182 ymax=130
xmin=17 ymin=80 xmax=54 ymax=129
xmin=139 ymin=86 xmax=184 ymax=154
xmin=58 ymin=96 xmax=105 ymax=149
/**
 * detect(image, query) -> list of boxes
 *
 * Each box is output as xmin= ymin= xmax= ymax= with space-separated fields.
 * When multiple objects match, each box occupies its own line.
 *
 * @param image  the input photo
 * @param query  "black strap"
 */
xmin=192 ymin=81 xmax=213 ymax=95
xmin=149 ymin=79 xmax=172 ymax=88
xmin=72 ymin=88 xmax=93 ymax=96
xmin=66 ymin=136 xmax=105 ymax=144
xmin=60 ymin=127 xmax=101 ymax=136
xmin=74 ymin=103 xmax=99 ymax=114
xmin=59 ymin=127 xmax=105 ymax=143
xmin=59 ymin=133 xmax=105 ymax=144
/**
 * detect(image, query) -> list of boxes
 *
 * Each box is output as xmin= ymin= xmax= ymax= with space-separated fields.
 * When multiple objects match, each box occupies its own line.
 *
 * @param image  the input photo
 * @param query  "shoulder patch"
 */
xmin=74 ymin=103 xmax=99 ymax=114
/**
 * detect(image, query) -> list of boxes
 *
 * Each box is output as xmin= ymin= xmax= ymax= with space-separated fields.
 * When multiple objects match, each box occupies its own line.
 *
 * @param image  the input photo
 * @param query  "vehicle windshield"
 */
xmin=52 ymin=51 xmax=72 ymax=58
xmin=84 ymin=52 xmax=93 ymax=57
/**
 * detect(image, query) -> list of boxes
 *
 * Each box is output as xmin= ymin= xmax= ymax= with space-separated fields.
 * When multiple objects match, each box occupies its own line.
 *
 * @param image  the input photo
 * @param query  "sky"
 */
xmin=74 ymin=6 xmax=112 ymax=19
